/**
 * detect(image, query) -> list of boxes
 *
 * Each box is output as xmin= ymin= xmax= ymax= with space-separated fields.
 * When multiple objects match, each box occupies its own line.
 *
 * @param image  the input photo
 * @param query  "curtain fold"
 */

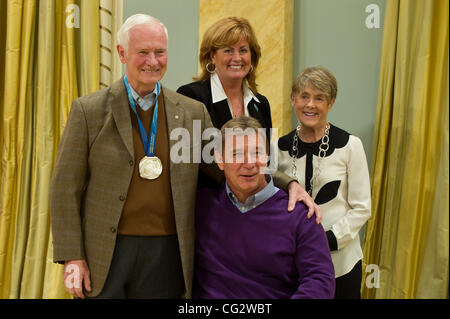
xmin=416 ymin=84 xmax=449 ymax=298
xmin=77 ymin=0 xmax=100 ymax=97
xmin=0 ymin=0 xmax=6 ymax=160
xmin=0 ymin=0 xmax=122 ymax=299
xmin=0 ymin=0 xmax=37 ymax=298
xmin=362 ymin=0 xmax=449 ymax=299
xmin=19 ymin=0 xmax=80 ymax=299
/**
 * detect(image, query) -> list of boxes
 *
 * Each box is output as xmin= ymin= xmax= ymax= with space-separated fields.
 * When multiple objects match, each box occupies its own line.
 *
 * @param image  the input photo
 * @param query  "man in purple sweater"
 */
xmin=194 ymin=116 xmax=335 ymax=299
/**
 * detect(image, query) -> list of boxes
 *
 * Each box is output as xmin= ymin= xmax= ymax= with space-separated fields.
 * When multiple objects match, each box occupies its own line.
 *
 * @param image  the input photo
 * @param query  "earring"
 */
xmin=248 ymin=65 xmax=254 ymax=74
xmin=206 ymin=62 xmax=216 ymax=74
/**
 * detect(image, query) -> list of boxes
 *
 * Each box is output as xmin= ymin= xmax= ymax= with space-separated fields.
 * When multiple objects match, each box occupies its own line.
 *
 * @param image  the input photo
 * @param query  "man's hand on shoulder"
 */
xmin=287 ymin=181 xmax=322 ymax=224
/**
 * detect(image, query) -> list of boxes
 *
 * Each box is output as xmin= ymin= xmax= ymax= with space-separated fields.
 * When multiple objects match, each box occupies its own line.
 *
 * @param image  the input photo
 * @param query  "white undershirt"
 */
xmin=210 ymin=72 xmax=260 ymax=117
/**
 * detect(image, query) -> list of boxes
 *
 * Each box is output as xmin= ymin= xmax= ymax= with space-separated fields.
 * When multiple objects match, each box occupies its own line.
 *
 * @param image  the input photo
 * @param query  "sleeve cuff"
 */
xmin=272 ymin=170 xmax=297 ymax=192
xmin=326 ymin=230 xmax=338 ymax=251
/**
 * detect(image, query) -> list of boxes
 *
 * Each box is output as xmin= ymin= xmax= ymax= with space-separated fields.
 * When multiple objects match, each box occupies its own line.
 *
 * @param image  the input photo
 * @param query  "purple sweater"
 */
xmin=193 ymin=187 xmax=335 ymax=299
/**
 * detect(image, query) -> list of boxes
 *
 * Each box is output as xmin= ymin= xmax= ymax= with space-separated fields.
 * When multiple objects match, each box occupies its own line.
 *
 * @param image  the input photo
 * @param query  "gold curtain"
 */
xmin=0 ymin=0 xmax=123 ymax=299
xmin=362 ymin=0 xmax=449 ymax=299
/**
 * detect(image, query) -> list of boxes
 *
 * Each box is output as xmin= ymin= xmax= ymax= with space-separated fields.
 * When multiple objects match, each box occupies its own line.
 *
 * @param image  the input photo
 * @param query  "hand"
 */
xmin=287 ymin=181 xmax=322 ymax=224
xmin=63 ymin=259 xmax=92 ymax=299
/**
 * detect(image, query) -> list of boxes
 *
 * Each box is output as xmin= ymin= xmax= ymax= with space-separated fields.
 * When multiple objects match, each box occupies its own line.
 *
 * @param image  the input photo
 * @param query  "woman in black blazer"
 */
xmin=177 ymin=17 xmax=271 ymax=135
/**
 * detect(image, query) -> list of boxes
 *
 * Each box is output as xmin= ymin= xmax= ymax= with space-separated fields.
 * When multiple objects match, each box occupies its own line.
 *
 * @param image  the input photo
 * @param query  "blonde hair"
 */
xmin=196 ymin=17 xmax=261 ymax=93
xmin=292 ymin=66 xmax=338 ymax=102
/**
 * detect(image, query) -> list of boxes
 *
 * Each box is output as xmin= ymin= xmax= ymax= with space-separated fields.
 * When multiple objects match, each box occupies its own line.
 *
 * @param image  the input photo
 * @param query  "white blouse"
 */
xmin=210 ymin=72 xmax=260 ymax=117
xmin=277 ymin=124 xmax=371 ymax=277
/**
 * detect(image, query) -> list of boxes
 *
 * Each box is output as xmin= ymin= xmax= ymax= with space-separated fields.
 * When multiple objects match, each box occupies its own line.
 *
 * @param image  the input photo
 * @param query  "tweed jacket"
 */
xmin=50 ymin=78 xmax=219 ymax=297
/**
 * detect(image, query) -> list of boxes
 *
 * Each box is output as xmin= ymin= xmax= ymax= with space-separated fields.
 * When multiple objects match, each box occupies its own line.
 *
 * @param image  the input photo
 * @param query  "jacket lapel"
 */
xmin=163 ymin=87 xmax=186 ymax=205
xmin=211 ymin=100 xmax=232 ymax=129
xmin=163 ymin=87 xmax=185 ymax=162
xmin=248 ymin=101 xmax=265 ymax=126
xmin=201 ymin=79 xmax=232 ymax=129
xmin=110 ymin=77 xmax=134 ymax=159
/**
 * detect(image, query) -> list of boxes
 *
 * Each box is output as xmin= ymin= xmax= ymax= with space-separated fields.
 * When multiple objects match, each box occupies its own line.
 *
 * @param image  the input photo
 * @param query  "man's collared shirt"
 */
xmin=226 ymin=175 xmax=279 ymax=213
xmin=129 ymin=85 xmax=158 ymax=111
xmin=210 ymin=72 xmax=260 ymax=117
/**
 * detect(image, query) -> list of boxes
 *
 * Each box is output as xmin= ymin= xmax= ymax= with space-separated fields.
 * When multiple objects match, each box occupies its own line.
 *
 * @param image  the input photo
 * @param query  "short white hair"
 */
xmin=117 ymin=14 xmax=169 ymax=53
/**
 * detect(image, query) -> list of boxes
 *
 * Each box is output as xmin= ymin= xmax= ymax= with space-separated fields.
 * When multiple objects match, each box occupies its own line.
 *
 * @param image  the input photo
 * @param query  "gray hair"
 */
xmin=292 ymin=66 xmax=338 ymax=102
xmin=117 ymin=14 xmax=169 ymax=53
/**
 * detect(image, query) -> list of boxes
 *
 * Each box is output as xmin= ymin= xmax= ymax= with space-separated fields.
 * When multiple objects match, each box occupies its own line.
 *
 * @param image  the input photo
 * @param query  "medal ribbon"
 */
xmin=124 ymin=75 xmax=160 ymax=156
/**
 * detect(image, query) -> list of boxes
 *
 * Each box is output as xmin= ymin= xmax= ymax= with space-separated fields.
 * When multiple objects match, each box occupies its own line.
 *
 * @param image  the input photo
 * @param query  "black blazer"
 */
xmin=177 ymin=79 xmax=272 ymax=132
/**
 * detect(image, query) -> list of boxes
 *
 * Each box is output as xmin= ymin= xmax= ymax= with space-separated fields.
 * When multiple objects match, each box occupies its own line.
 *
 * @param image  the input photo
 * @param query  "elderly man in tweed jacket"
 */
xmin=50 ymin=14 xmax=223 ymax=299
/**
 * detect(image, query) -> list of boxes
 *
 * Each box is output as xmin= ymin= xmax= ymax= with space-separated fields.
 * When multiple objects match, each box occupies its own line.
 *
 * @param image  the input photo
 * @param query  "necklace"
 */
xmin=292 ymin=123 xmax=330 ymax=195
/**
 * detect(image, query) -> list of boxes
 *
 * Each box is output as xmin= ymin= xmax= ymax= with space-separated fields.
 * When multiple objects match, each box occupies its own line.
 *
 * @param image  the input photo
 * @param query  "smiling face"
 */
xmin=117 ymin=23 xmax=168 ymax=96
xmin=292 ymin=84 xmax=335 ymax=134
xmin=216 ymin=132 xmax=268 ymax=203
xmin=211 ymin=37 xmax=251 ymax=86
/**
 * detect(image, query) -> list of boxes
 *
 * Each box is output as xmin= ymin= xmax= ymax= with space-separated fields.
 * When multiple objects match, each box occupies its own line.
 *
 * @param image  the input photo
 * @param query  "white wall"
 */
xmin=124 ymin=0 xmax=200 ymax=91
xmin=293 ymin=0 xmax=386 ymax=168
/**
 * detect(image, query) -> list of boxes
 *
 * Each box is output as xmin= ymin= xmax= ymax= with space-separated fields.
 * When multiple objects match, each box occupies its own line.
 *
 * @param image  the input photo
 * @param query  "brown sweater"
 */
xmin=118 ymin=93 xmax=176 ymax=236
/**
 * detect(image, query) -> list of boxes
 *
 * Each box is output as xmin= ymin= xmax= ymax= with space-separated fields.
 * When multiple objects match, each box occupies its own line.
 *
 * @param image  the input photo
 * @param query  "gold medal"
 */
xmin=139 ymin=156 xmax=162 ymax=179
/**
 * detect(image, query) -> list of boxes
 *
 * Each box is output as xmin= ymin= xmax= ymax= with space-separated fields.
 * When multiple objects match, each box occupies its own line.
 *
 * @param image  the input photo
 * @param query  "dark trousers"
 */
xmin=334 ymin=260 xmax=362 ymax=299
xmin=90 ymin=235 xmax=184 ymax=299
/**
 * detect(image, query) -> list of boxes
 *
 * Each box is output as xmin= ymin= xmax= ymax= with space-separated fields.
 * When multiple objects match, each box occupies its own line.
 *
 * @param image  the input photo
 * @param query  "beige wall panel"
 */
xmin=199 ymin=0 xmax=294 ymax=136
